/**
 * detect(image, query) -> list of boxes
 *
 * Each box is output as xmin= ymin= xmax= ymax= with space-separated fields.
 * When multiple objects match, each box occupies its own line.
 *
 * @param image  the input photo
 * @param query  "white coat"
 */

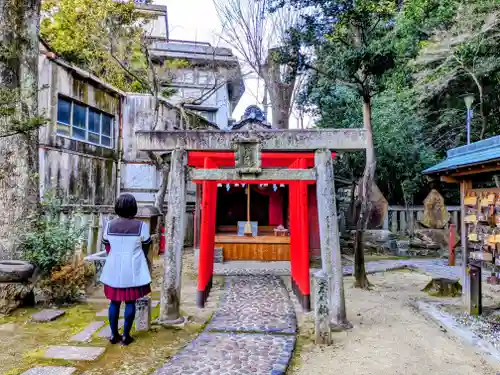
xmin=99 ymin=219 xmax=152 ymax=288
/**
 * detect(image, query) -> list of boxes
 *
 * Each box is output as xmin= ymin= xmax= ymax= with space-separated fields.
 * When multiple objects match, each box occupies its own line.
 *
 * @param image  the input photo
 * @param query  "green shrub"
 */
xmin=20 ymin=190 xmax=94 ymax=303
xmin=20 ymin=190 xmax=85 ymax=275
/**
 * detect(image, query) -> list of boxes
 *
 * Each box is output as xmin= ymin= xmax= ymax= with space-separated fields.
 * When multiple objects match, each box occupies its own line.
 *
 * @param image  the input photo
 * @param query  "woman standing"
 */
xmin=100 ymin=194 xmax=152 ymax=346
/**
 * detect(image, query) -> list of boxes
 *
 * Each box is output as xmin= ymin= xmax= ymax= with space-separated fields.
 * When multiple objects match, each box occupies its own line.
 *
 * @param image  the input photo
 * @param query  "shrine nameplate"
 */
xmin=237 ymin=221 xmax=258 ymax=236
xmin=234 ymin=136 xmax=262 ymax=175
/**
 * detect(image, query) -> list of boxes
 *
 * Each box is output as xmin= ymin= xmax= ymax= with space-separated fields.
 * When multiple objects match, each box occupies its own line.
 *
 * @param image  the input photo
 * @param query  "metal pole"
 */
xmin=466 ymin=108 xmax=473 ymax=144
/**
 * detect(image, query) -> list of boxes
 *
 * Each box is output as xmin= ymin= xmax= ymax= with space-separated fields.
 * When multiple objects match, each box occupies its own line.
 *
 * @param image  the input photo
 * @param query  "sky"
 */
xmin=155 ymin=0 xmax=313 ymax=128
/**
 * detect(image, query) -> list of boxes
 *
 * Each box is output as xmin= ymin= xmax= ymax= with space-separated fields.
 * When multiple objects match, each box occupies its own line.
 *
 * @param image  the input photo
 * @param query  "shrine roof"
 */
xmin=423 ymin=135 xmax=500 ymax=174
xmin=229 ymin=105 xmax=271 ymax=130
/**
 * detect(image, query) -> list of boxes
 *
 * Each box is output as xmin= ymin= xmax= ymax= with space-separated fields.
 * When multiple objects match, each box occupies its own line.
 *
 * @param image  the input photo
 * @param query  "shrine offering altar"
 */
xmin=215 ymin=226 xmax=290 ymax=261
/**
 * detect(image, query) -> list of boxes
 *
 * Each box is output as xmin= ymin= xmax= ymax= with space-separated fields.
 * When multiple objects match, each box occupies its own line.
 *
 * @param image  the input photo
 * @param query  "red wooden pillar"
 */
xmin=289 ymin=159 xmax=300 ymax=302
xmin=289 ymin=181 xmax=298 ymax=297
xmin=297 ymin=158 xmax=311 ymax=311
xmin=197 ymin=158 xmax=217 ymax=308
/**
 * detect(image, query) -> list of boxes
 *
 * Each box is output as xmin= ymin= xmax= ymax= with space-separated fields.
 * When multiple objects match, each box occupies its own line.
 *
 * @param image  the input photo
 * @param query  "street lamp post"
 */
xmin=464 ymin=94 xmax=475 ymax=145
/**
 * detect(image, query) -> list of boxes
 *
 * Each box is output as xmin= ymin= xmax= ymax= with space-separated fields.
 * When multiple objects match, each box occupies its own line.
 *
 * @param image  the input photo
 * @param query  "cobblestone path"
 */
xmin=153 ymin=276 xmax=296 ymax=375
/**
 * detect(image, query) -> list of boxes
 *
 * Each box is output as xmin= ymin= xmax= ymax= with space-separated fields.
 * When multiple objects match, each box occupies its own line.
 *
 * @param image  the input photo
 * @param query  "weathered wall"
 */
xmin=121 ymin=94 xmax=211 ymax=206
xmin=121 ymin=94 xmax=212 ymax=246
xmin=38 ymin=54 xmax=120 ymax=205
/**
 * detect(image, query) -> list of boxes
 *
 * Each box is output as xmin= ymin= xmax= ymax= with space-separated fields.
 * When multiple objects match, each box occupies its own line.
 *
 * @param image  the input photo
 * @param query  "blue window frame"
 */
xmin=56 ymin=96 xmax=114 ymax=148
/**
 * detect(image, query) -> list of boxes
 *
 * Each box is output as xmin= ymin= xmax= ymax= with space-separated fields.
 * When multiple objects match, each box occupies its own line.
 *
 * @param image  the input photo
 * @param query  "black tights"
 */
xmin=108 ymin=300 xmax=136 ymax=338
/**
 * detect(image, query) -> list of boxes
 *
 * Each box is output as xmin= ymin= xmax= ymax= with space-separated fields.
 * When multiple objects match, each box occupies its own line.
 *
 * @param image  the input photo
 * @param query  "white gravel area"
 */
xmin=290 ymin=271 xmax=500 ymax=375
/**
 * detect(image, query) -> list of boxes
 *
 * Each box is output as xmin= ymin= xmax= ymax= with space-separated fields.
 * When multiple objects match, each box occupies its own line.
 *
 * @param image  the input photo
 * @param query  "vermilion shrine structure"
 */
xmin=136 ymin=124 xmax=367 ymax=327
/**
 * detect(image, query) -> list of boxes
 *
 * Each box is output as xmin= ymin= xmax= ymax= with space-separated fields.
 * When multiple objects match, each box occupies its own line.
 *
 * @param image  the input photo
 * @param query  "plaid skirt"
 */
xmin=103 ymin=284 xmax=151 ymax=302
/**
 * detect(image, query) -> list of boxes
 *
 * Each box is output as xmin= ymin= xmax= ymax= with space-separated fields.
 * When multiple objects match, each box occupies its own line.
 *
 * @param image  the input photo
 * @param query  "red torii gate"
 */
xmin=188 ymin=151 xmax=336 ymax=311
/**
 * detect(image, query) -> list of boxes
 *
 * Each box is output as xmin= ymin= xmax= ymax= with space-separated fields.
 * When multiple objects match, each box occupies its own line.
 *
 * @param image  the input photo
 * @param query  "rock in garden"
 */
xmin=423 ymin=278 xmax=461 ymax=297
xmin=21 ymin=366 xmax=76 ymax=375
xmin=0 ymin=282 xmax=34 ymax=315
xmin=420 ymin=189 xmax=449 ymax=229
xmin=32 ymin=309 xmax=65 ymax=322
xmin=44 ymin=345 xmax=105 ymax=361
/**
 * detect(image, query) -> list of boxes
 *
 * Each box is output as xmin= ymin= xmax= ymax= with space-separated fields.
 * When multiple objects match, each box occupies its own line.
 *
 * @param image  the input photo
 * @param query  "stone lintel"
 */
xmin=136 ymin=129 xmax=367 ymax=152
xmin=189 ymin=168 xmax=316 ymax=181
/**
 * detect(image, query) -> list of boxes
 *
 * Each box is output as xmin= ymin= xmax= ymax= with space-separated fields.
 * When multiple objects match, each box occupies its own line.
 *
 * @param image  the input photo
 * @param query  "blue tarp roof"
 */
xmin=423 ymin=135 xmax=500 ymax=174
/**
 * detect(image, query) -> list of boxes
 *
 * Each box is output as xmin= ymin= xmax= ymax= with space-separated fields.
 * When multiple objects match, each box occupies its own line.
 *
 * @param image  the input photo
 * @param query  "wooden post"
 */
xmin=298 ymin=158 xmax=311 ymax=311
xmin=400 ymin=211 xmax=407 ymax=234
xmin=390 ymin=210 xmax=398 ymax=233
xmin=449 ymin=223 xmax=456 ymax=266
xmin=468 ymin=264 xmax=482 ymax=316
xmin=289 ymin=181 xmax=298 ymax=298
xmin=461 ymin=180 xmax=470 ymax=308
xmin=315 ymin=149 xmax=348 ymax=329
xmin=159 ymin=149 xmax=188 ymax=325
xmin=197 ymin=158 xmax=217 ymax=308
xmin=383 ymin=213 xmax=389 ymax=231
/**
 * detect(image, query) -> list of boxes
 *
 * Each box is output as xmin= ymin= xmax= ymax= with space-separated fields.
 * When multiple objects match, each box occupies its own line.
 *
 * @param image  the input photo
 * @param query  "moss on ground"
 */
xmin=3 ymin=303 xmax=203 ymax=375
xmin=0 ymin=304 xmax=99 ymax=374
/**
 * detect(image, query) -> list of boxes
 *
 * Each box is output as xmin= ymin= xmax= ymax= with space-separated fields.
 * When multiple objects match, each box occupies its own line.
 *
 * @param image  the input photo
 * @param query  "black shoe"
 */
xmin=121 ymin=335 xmax=134 ymax=346
xmin=109 ymin=335 xmax=122 ymax=344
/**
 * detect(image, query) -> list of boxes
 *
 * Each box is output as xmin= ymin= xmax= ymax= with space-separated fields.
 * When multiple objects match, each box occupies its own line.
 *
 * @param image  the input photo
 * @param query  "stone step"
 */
xmin=21 ymin=366 xmax=77 ymax=375
xmin=97 ymin=319 xmax=124 ymax=338
xmin=70 ymin=321 xmax=105 ymax=342
xmin=44 ymin=346 xmax=105 ymax=361
xmin=32 ymin=309 xmax=65 ymax=322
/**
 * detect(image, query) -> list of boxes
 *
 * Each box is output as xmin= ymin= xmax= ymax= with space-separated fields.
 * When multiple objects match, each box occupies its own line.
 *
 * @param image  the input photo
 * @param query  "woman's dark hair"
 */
xmin=115 ymin=193 xmax=138 ymax=218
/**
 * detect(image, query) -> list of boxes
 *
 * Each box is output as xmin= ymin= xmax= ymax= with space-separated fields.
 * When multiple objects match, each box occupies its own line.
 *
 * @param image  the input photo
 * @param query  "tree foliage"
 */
xmin=40 ymin=0 xmax=187 ymax=95
xmin=275 ymin=0 xmax=500 ymax=207
xmin=41 ymin=0 xmax=143 ymax=91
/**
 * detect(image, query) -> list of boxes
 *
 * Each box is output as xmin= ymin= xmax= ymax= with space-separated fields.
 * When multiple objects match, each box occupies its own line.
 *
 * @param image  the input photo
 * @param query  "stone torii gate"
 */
xmin=136 ymin=128 xmax=367 ymax=329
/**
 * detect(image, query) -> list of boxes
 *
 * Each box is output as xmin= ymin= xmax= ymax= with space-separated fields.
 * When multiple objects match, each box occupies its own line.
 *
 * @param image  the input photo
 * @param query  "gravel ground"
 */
xmin=290 ymin=271 xmax=499 ymax=375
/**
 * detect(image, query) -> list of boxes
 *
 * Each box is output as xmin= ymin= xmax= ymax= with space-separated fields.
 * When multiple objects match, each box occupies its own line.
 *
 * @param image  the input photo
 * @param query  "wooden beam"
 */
xmin=447 ymin=163 xmax=500 ymax=177
xmin=136 ymin=129 xmax=367 ymax=152
xmin=189 ymin=168 xmax=317 ymax=181
xmin=440 ymin=176 xmax=460 ymax=183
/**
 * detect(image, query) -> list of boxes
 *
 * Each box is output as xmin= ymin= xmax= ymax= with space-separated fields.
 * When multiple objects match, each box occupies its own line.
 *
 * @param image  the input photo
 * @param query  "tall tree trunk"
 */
xmin=353 ymin=96 xmax=376 ymax=289
xmin=0 ymin=0 xmax=41 ymax=259
xmin=154 ymin=165 xmax=170 ymax=213
xmin=263 ymin=48 xmax=296 ymax=129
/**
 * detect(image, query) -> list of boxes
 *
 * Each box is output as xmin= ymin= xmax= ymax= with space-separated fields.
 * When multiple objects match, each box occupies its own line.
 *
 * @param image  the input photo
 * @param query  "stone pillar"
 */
xmin=193 ymin=184 xmax=202 ymax=250
xmin=314 ymin=149 xmax=348 ymax=329
xmin=313 ymin=270 xmax=332 ymax=345
xmin=159 ymin=149 xmax=188 ymax=325
xmin=135 ymin=296 xmax=152 ymax=332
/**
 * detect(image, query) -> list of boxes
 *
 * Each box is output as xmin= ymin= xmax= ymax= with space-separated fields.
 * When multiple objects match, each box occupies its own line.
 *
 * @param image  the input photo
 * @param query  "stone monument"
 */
xmin=420 ymin=189 xmax=449 ymax=229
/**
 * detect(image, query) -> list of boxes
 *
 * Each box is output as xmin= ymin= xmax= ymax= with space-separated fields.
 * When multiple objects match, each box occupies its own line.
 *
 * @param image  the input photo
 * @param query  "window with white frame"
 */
xmin=56 ymin=96 xmax=113 ymax=148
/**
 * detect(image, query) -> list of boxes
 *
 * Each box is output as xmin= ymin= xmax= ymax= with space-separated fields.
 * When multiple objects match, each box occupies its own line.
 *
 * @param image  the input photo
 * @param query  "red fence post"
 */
xmin=449 ymin=223 xmax=456 ymax=266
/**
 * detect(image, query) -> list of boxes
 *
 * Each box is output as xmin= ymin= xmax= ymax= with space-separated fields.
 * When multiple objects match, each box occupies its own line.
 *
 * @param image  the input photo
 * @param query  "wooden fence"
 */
xmin=56 ymin=204 xmax=195 ymax=256
xmin=383 ymin=205 xmax=461 ymax=234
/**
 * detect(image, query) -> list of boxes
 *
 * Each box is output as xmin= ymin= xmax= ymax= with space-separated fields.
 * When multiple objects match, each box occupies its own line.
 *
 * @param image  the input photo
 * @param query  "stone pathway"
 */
xmin=154 ymin=276 xmax=297 ymax=375
xmin=208 ymin=277 xmax=296 ymax=334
